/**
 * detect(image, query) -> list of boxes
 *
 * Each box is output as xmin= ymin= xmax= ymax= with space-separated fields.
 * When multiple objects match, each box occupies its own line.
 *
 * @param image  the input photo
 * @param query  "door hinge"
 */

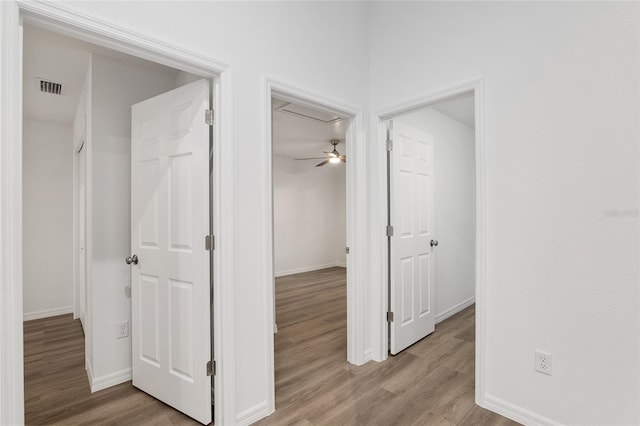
xmin=346 ymin=246 xmax=350 ymax=254
xmin=386 ymin=139 xmax=393 ymax=151
xmin=386 ymin=225 xmax=394 ymax=237
xmin=207 ymin=360 xmax=216 ymax=376
xmin=387 ymin=311 xmax=394 ymax=322
xmin=205 ymin=234 xmax=215 ymax=251
xmin=205 ymin=109 xmax=214 ymax=126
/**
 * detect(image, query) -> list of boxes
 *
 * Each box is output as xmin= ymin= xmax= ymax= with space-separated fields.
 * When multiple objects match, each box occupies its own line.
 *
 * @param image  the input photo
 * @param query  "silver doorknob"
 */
xmin=430 ymin=240 xmax=439 ymax=247
xmin=125 ymin=254 xmax=138 ymax=265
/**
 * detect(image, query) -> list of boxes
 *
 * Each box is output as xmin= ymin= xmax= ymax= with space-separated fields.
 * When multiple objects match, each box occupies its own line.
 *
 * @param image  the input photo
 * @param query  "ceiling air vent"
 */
xmin=36 ymin=78 xmax=64 ymax=95
xmin=275 ymin=101 xmax=343 ymax=124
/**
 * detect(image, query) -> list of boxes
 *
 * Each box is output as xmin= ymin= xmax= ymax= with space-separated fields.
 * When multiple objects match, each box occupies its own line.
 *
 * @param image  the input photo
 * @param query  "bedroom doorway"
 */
xmin=271 ymin=96 xmax=348 ymax=408
xmin=263 ymin=81 xmax=365 ymax=413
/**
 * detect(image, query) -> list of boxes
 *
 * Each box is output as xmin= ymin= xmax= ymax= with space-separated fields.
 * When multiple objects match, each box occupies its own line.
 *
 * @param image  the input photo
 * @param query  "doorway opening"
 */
xmin=270 ymin=96 xmax=348 ymax=409
xmin=379 ymin=80 xmax=486 ymax=402
xmin=21 ymin=21 xmax=217 ymax=426
xmin=263 ymin=81 xmax=364 ymax=414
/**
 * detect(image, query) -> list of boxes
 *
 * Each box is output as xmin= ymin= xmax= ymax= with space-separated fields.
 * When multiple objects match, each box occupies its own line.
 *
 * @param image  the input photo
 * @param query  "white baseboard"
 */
xmin=86 ymin=357 xmax=94 ymax=389
xmin=482 ymin=393 xmax=560 ymax=426
xmin=275 ymin=262 xmax=346 ymax=278
xmin=362 ymin=348 xmax=373 ymax=364
xmin=435 ymin=297 xmax=475 ymax=324
xmin=237 ymin=401 xmax=269 ymax=426
xmin=90 ymin=367 xmax=132 ymax=393
xmin=23 ymin=305 xmax=74 ymax=321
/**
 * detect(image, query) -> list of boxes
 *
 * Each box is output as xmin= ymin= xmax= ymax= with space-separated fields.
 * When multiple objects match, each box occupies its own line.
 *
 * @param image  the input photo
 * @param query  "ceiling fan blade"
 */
xmin=294 ymin=157 xmax=328 ymax=161
xmin=315 ymin=159 xmax=330 ymax=167
xmin=341 ymin=157 xmax=346 ymax=163
xmin=322 ymin=151 xmax=337 ymax=157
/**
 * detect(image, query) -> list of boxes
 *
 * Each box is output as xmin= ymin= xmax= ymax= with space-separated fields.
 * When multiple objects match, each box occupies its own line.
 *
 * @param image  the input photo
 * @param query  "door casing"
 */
xmin=75 ymin=142 xmax=87 ymax=328
xmin=373 ymin=77 xmax=487 ymax=406
xmin=0 ymin=2 xmax=234 ymax=425
xmin=263 ymin=78 xmax=367 ymax=414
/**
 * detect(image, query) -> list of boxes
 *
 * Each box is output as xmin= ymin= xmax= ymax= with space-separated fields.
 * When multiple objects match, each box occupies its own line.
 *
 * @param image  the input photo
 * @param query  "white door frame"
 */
xmin=72 ymin=76 xmax=88 ymax=326
xmin=262 ymin=78 xmax=367 ymax=413
xmin=370 ymin=77 xmax=487 ymax=405
xmin=73 ymin=138 xmax=86 ymax=326
xmin=0 ymin=2 xmax=235 ymax=425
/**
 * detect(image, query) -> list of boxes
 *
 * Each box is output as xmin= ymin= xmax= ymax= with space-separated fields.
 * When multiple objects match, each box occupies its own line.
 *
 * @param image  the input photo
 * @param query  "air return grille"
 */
xmin=36 ymin=78 xmax=63 ymax=95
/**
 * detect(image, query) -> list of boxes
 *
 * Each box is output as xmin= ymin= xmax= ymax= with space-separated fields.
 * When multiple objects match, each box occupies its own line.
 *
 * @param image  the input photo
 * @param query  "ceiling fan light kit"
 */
xmin=295 ymin=139 xmax=346 ymax=167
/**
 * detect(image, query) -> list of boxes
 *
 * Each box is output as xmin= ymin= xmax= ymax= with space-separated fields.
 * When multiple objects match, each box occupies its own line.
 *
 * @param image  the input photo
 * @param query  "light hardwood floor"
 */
xmin=24 ymin=314 xmax=197 ymax=425
xmin=24 ymin=267 xmax=518 ymax=425
xmin=255 ymin=267 xmax=518 ymax=425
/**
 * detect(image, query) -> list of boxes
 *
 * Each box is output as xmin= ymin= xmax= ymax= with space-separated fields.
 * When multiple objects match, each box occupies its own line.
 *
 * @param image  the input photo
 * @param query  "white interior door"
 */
xmin=130 ymin=79 xmax=211 ymax=425
xmin=77 ymin=145 xmax=86 ymax=330
xmin=389 ymin=120 xmax=436 ymax=355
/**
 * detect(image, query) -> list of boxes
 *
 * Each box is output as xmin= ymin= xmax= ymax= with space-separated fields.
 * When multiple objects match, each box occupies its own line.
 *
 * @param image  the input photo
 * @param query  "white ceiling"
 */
xmin=272 ymin=99 xmax=347 ymax=160
xmin=271 ymin=92 xmax=472 ymax=161
xmin=23 ymin=25 xmax=181 ymax=125
xmin=431 ymin=91 xmax=475 ymax=126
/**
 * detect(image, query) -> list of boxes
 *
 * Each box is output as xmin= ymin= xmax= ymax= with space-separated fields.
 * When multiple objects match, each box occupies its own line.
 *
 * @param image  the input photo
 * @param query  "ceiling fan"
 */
xmin=294 ymin=139 xmax=346 ymax=167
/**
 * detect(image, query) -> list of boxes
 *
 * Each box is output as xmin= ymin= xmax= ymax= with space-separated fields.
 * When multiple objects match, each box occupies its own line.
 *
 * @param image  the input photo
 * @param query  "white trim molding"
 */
xmin=483 ymin=394 xmax=561 ymax=426
xmin=23 ymin=306 xmax=74 ymax=322
xmin=236 ymin=401 xmax=269 ymax=426
xmin=90 ymin=368 xmax=132 ymax=393
xmin=0 ymin=2 xmax=25 ymax=424
xmin=213 ymin=65 xmax=237 ymax=426
xmin=274 ymin=262 xmax=346 ymax=278
xmin=263 ymin=77 xmax=367 ymax=417
xmin=85 ymin=356 xmax=95 ymax=394
xmin=16 ymin=0 xmax=228 ymax=77
xmin=2 ymin=2 xmax=235 ymax=424
xmin=371 ymin=77 xmax=488 ymax=410
xmin=435 ymin=297 xmax=475 ymax=325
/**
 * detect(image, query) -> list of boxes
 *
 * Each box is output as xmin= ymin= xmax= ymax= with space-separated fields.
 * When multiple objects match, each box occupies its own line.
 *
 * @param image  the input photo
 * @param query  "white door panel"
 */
xmin=389 ymin=120 xmax=435 ymax=355
xmin=131 ymin=79 xmax=211 ymax=425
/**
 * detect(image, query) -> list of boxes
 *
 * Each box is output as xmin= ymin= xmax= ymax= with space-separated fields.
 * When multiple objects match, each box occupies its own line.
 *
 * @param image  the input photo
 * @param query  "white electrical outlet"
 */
xmin=535 ymin=350 xmax=552 ymax=375
xmin=117 ymin=320 xmax=129 ymax=339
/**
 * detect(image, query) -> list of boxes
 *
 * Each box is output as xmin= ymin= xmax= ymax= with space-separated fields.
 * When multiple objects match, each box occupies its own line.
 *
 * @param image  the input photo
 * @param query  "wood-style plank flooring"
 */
xmin=24 ymin=267 xmax=518 ymax=425
xmin=24 ymin=315 xmax=196 ymax=425
xmin=257 ymin=266 xmax=518 ymax=425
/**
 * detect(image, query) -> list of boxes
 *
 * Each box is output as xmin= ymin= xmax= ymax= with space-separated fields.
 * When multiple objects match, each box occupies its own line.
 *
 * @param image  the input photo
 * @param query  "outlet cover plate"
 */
xmin=117 ymin=320 xmax=129 ymax=339
xmin=535 ymin=350 xmax=552 ymax=375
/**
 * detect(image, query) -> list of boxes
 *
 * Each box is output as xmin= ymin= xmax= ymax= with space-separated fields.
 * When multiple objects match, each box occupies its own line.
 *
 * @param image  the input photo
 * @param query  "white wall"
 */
xmin=89 ymin=53 xmax=179 ymax=386
xmin=273 ymin=155 xmax=346 ymax=276
xmin=396 ymin=108 xmax=475 ymax=322
xmin=22 ymin=119 xmax=74 ymax=320
xmin=370 ymin=2 xmax=639 ymax=425
xmin=54 ymin=2 xmax=370 ymax=421
xmin=5 ymin=2 xmax=639 ymax=426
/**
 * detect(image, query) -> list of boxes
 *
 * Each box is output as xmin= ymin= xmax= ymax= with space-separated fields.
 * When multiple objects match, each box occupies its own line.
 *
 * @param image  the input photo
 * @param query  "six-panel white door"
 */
xmin=130 ymin=79 xmax=211 ymax=424
xmin=389 ymin=120 xmax=436 ymax=355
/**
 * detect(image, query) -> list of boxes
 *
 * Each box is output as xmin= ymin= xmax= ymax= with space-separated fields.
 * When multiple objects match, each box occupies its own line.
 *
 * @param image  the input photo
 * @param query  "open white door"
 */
xmin=389 ymin=120 xmax=436 ymax=355
xmin=130 ymin=79 xmax=211 ymax=424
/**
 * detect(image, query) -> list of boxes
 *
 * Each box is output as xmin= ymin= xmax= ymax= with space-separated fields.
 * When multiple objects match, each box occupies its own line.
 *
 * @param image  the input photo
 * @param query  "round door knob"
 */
xmin=430 ymin=240 xmax=439 ymax=247
xmin=125 ymin=254 xmax=138 ymax=265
